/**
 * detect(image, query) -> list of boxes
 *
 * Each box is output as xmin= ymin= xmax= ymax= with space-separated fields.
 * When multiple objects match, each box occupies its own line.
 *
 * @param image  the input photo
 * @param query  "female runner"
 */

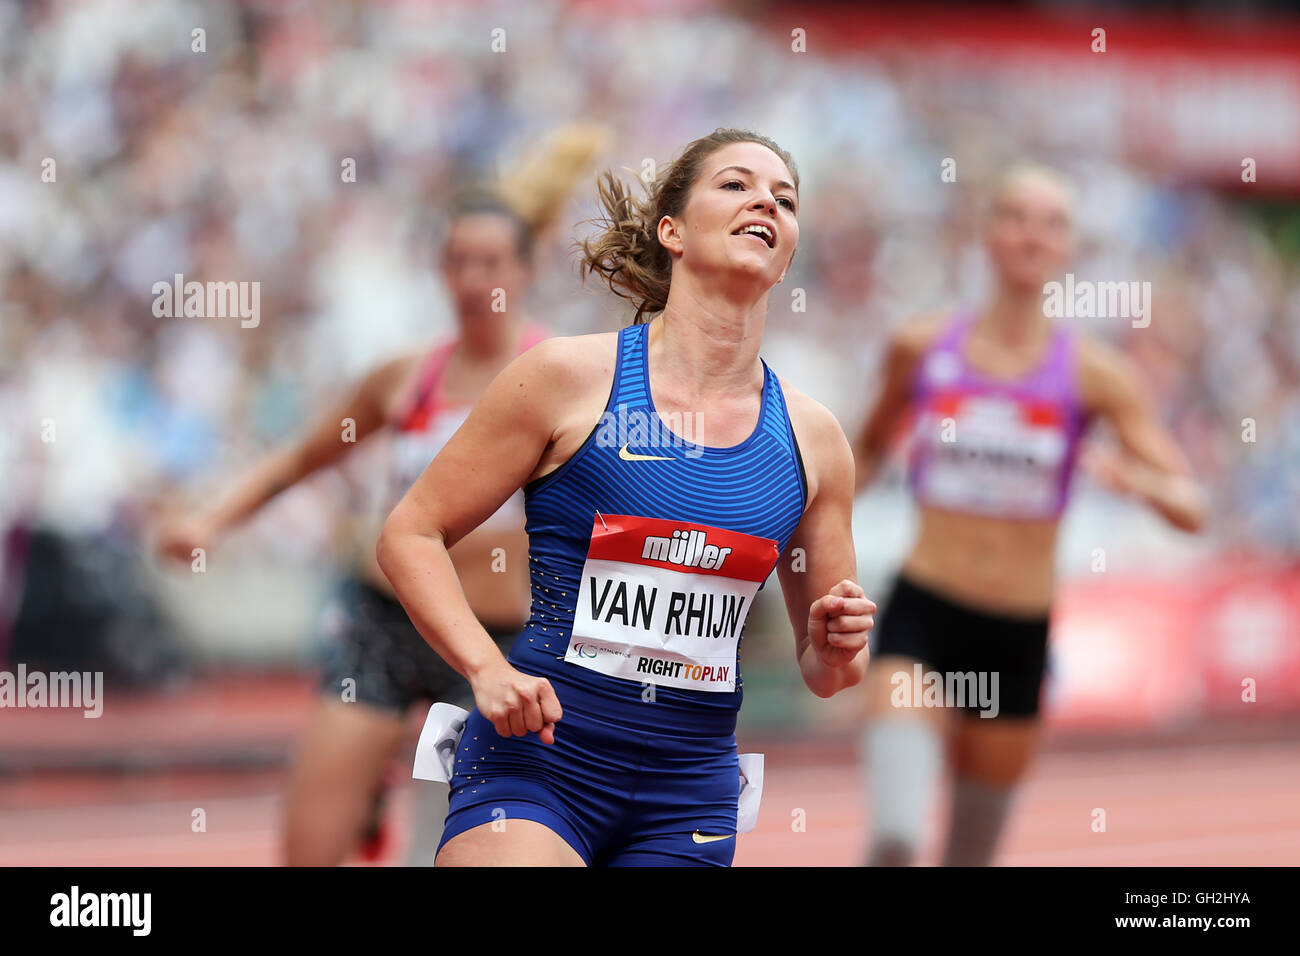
xmin=154 ymin=127 xmax=605 ymax=864
xmin=378 ymin=128 xmax=875 ymax=866
xmin=851 ymin=164 xmax=1206 ymax=866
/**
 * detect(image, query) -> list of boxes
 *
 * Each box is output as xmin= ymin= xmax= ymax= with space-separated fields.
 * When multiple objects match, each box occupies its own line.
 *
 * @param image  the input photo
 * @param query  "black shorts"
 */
xmin=318 ymin=578 xmax=519 ymax=714
xmin=869 ymin=574 xmax=1051 ymax=719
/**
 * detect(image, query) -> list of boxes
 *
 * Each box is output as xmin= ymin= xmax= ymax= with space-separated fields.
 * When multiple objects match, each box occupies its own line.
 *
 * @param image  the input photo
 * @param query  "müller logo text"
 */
xmin=641 ymin=529 xmax=733 ymax=570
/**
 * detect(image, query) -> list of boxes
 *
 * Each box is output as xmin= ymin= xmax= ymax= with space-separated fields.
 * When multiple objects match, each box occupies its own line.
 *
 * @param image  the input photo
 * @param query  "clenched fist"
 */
xmin=807 ymin=578 xmax=875 ymax=668
xmin=470 ymin=662 xmax=564 ymax=744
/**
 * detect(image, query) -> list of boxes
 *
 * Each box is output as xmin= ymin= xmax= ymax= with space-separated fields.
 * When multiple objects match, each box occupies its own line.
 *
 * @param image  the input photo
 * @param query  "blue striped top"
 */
xmin=509 ymin=321 xmax=808 ymax=735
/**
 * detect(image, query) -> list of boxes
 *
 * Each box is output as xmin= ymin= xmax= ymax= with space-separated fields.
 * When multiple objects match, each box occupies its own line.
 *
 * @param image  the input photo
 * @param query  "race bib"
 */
xmin=916 ymin=393 xmax=1068 ymax=516
xmin=566 ymin=514 xmax=779 ymax=692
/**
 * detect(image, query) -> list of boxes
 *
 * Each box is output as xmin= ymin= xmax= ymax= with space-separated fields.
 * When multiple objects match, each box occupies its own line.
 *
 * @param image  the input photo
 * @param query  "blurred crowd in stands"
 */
xmin=2 ymin=0 xmax=1297 ymax=674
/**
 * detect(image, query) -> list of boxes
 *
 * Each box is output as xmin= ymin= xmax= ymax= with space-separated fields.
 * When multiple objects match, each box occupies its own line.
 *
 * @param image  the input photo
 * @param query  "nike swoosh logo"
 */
xmin=691 ymin=831 xmax=735 ymax=844
xmin=619 ymin=443 xmax=675 ymax=462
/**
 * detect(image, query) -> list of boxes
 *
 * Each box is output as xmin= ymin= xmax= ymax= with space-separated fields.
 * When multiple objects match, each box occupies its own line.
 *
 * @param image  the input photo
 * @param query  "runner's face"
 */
xmin=442 ymin=213 xmax=531 ymax=321
xmin=666 ymin=141 xmax=798 ymax=291
xmin=984 ymin=176 xmax=1074 ymax=293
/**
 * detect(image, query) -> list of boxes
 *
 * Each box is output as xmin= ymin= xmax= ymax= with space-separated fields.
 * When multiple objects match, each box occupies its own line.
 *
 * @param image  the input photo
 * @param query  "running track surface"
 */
xmin=2 ymin=676 xmax=1298 ymax=866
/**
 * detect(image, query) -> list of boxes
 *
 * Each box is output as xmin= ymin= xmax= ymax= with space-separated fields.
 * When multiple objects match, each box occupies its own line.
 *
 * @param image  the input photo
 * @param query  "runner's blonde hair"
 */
xmin=447 ymin=123 xmax=612 ymax=258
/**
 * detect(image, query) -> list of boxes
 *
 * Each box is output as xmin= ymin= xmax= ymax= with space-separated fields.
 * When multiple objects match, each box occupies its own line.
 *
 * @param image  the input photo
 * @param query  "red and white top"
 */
xmin=385 ymin=323 xmax=549 ymax=524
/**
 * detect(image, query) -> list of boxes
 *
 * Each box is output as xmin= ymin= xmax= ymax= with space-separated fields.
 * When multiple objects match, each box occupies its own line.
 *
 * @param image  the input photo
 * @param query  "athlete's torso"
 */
xmin=510 ymin=322 xmax=808 ymax=733
xmin=902 ymin=309 xmax=1090 ymax=614
xmin=907 ymin=309 xmax=1087 ymax=520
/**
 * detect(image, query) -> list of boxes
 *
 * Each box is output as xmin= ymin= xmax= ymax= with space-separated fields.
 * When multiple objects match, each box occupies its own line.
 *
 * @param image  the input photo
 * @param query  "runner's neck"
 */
xmin=975 ymin=290 xmax=1051 ymax=349
xmin=455 ymin=315 xmax=528 ymax=362
xmin=648 ymin=309 xmax=765 ymax=397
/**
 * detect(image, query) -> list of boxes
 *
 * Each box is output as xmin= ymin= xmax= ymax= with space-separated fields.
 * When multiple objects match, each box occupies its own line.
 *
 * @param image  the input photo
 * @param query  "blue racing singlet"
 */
xmin=509 ymin=322 xmax=808 ymax=735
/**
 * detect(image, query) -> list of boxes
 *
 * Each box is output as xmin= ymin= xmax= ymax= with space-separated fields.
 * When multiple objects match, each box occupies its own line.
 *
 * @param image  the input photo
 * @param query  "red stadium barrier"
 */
xmin=1047 ymin=563 xmax=1300 ymax=728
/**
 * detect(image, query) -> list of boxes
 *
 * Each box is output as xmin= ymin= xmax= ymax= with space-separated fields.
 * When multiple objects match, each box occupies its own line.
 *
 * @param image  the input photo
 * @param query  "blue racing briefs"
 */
xmin=436 ymin=665 xmax=743 ymax=868
xmin=437 ymin=662 xmax=741 ymax=866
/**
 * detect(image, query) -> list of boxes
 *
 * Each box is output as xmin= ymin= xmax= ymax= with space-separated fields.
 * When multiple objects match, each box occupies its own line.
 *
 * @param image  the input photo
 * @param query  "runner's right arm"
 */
xmin=154 ymin=355 xmax=412 ymax=563
xmin=377 ymin=337 xmax=589 ymax=744
xmin=849 ymin=316 xmax=939 ymax=493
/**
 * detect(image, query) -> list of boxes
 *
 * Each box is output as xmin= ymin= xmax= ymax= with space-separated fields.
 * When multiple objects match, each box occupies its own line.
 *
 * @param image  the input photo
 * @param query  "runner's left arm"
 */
xmin=777 ymin=397 xmax=876 ymax=697
xmin=1079 ymin=339 xmax=1207 ymax=533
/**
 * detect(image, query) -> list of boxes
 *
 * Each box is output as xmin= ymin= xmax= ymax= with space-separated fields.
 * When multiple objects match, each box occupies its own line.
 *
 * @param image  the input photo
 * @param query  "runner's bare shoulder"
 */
xmin=509 ymin=330 xmax=620 ymax=398
xmin=776 ymin=380 xmax=845 ymax=446
xmin=773 ymin=378 xmax=852 ymax=503
xmin=499 ymin=331 xmax=623 ymax=442
xmin=374 ymin=349 xmax=434 ymax=419
xmin=1071 ymin=329 xmax=1142 ymax=417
